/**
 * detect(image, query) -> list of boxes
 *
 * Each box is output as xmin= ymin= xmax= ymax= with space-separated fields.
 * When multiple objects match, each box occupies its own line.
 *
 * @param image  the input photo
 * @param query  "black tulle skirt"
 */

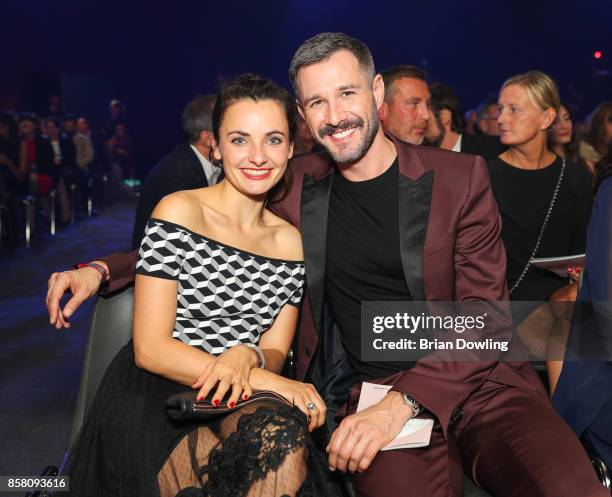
xmin=67 ymin=342 xmax=338 ymax=497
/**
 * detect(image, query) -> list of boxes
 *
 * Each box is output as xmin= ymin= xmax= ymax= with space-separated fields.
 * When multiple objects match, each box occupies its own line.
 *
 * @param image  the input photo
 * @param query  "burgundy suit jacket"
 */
xmin=101 ymin=136 xmax=539 ymax=436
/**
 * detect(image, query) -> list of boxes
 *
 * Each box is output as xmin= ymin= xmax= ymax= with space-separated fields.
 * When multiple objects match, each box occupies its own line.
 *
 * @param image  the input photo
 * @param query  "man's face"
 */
xmin=45 ymin=120 xmax=60 ymax=140
xmin=295 ymin=50 xmax=382 ymax=164
xmin=63 ymin=119 xmax=76 ymax=135
xmin=76 ymin=118 xmax=89 ymax=134
xmin=478 ymin=104 xmax=500 ymax=136
xmin=379 ymin=78 xmax=431 ymax=145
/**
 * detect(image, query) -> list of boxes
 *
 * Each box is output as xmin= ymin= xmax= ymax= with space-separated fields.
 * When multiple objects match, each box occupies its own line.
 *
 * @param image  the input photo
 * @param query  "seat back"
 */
xmin=68 ymin=286 xmax=134 ymax=449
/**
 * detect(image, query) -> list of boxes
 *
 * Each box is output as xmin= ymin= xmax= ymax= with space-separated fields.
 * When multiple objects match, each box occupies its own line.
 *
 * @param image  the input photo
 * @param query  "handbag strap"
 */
xmin=509 ymin=157 xmax=566 ymax=295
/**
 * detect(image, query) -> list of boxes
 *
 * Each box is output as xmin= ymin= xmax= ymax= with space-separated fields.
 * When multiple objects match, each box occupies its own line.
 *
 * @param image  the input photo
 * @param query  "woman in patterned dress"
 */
xmin=67 ymin=74 xmax=331 ymax=497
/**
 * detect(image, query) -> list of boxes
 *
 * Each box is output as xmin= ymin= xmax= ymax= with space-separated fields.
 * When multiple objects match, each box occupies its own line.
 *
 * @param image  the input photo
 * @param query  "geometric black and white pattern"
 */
xmin=136 ymin=218 xmax=305 ymax=355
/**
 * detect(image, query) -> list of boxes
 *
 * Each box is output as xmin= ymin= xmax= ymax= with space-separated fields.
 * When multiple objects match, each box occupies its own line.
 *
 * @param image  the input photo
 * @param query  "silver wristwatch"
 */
xmin=402 ymin=394 xmax=422 ymax=416
xmin=245 ymin=343 xmax=266 ymax=369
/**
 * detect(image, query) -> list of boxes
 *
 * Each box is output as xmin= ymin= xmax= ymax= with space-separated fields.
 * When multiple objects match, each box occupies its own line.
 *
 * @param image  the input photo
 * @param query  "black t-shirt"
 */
xmin=325 ymin=159 xmax=415 ymax=381
xmin=487 ymin=155 xmax=593 ymax=301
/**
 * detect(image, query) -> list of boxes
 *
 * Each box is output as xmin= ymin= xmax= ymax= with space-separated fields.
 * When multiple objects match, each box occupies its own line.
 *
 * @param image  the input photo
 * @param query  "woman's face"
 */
xmin=549 ymin=105 xmax=572 ymax=146
xmin=19 ymin=120 xmax=36 ymax=139
xmin=497 ymin=85 xmax=555 ymax=146
xmin=213 ymin=99 xmax=293 ymax=199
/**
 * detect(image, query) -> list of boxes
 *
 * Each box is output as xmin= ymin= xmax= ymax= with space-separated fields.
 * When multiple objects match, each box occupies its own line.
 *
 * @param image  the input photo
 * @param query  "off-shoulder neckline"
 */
xmin=148 ymin=218 xmax=305 ymax=266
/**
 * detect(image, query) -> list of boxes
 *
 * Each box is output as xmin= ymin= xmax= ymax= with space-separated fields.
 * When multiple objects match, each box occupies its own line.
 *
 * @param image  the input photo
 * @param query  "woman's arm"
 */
xmin=257 ymin=303 xmax=299 ymax=374
xmin=132 ymin=273 xmax=215 ymax=385
xmin=247 ymin=307 xmax=327 ymax=431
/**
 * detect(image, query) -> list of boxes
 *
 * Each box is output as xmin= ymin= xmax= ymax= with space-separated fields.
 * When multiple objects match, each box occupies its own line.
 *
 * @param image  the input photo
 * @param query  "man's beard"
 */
xmin=316 ymin=99 xmax=380 ymax=164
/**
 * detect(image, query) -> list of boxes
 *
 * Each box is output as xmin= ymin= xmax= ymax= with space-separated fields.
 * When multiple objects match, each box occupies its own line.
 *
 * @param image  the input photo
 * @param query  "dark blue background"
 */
xmin=2 ymin=0 xmax=610 ymax=176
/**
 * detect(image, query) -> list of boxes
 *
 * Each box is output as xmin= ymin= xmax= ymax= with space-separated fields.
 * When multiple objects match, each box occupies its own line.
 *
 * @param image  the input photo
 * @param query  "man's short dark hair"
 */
xmin=288 ymin=32 xmax=375 ymax=95
xmin=182 ymin=94 xmax=216 ymax=144
xmin=429 ymin=82 xmax=463 ymax=133
xmin=379 ymin=65 xmax=428 ymax=102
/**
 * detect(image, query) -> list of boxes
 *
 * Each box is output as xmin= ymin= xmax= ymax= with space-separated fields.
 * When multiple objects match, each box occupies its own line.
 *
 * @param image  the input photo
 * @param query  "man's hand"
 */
xmin=327 ymin=391 xmax=414 ymax=473
xmin=46 ymin=262 xmax=107 ymax=329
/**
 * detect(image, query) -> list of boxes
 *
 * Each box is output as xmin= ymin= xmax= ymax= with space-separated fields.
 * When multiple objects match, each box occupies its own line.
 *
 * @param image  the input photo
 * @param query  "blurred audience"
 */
xmin=0 ymin=93 xmax=126 ymax=246
xmin=74 ymin=117 xmax=95 ymax=172
xmin=44 ymin=117 xmax=75 ymax=223
xmin=463 ymin=109 xmax=478 ymax=134
xmin=579 ymin=102 xmax=612 ymax=172
xmin=425 ymin=82 xmax=506 ymax=159
xmin=477 ymin=97 xmax=501 ymax=136
xmin=18 ymin=113 xmax=56 ymax=198
xmin=62 ymin=113 xmax=77 ymax=138
xmin=106 ymin=122 xmax=135 ymax=189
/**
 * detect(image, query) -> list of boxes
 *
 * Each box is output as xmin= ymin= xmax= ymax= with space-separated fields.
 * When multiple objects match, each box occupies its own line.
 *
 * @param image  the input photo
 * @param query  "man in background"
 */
xmin=130 ymin=94 xmax=222 ymax=248
xmin=425 ymin=82 xmax=505 ymax=159
xmin=379 ymin=65 xmax=431 ymax=145
xmin=477 ymin=97 xmax=501 ymax=136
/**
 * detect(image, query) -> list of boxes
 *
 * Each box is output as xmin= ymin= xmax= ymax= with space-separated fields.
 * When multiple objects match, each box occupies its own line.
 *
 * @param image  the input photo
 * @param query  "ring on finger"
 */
xmin=306 ymin=401 xmax=316 ymax=411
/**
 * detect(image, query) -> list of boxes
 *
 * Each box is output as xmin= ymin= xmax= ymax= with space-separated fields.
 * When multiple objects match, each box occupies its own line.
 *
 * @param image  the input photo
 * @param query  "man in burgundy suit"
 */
xmin=47 ymin=33 xmax=606 ymax=496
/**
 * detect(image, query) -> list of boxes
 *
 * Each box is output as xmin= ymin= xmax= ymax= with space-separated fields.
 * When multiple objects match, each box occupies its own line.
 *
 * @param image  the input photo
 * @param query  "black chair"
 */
xmin=61 ymin=286 xmax=498 ymax=496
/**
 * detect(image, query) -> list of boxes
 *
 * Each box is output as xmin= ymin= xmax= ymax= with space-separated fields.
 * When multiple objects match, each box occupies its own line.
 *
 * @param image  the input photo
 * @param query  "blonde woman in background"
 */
xmin=487 ymin=71 xmax=593 ymax=394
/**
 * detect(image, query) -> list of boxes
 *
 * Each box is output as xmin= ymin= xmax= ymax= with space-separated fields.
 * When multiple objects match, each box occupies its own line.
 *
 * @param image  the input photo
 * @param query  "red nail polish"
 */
xmin=568 ymin=267 xmax=573 ymax=272
xmin=576 ymin=268 xmax=581 ymax=273
xmin=197 ymin=396 xmax=203 ymax=401
xmin=243 ymin=394 xmax=249 ymax=401
xmin=228 ymin=402 xmax=235 ymax=408
xmin=212 ymin=399 xmax=220 ymax=407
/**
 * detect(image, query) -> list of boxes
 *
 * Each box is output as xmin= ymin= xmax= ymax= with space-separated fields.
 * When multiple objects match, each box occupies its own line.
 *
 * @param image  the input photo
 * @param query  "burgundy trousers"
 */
xmin=345 ymin=379 xmax=608 ymax=497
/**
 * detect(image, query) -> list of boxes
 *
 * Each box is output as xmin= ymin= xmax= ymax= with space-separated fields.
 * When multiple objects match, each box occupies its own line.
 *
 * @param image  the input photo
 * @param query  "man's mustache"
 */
xmin=319 ymin=117 xmax=364 ymax=139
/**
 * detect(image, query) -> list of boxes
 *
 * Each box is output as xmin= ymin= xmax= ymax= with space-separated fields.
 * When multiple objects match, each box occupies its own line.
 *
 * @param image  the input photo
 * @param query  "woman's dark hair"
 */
xmin=550 ymin=104 xmax=581 ymax=165
xmin=594 ymin=145 xmax=612 ymax=195
xmin=212 ymin=73 xmax=297 ymax=204
xmin=584 ymin=102 xmax=612 ymax=156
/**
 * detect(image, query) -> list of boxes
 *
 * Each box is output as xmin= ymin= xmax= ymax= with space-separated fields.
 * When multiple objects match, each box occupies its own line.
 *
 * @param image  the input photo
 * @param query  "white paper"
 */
xmin=356 ymin=382 xmax=433 ymax=450
xmin=531 ymin=254 xmax=585 ymax=277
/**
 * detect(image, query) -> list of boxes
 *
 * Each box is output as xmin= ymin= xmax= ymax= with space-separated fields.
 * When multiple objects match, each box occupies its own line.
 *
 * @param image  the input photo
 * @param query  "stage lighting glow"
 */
xmin=594 ymin=50 xmax=603 ymax=59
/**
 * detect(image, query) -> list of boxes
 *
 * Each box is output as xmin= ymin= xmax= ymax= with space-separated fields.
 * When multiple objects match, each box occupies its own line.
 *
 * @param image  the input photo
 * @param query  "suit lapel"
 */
xmin=300 ymin=172 xmax=333 ymax=335
xmin=398 ymin=171 xmax=433 ymax=302
xmin=393 ymin=137 xmax=433 ymax=302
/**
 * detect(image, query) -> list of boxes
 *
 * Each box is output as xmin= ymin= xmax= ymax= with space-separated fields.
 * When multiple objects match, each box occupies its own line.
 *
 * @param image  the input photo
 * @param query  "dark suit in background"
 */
xmin=131 ymin=144 xmax=208 ymax=249
xmin=460 ymin=133 xmax=506 ymax=160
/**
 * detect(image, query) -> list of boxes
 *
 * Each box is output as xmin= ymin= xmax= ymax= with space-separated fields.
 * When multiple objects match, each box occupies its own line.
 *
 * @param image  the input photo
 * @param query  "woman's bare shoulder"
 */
xmin=264 ymin=211 xmax=303 ymax=261
xmin=150 ymin=190 xmax=203 ymax=228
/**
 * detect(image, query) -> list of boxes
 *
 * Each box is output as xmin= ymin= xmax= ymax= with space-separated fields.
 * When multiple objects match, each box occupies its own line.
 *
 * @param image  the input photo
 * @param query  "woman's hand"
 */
xmin=191 ymin=344 xmax=258 ymax=408
xmin=264 ymin=375 xmax=327 ymax=432
xmin=567 ymin=265 xmax=582 ymax=284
